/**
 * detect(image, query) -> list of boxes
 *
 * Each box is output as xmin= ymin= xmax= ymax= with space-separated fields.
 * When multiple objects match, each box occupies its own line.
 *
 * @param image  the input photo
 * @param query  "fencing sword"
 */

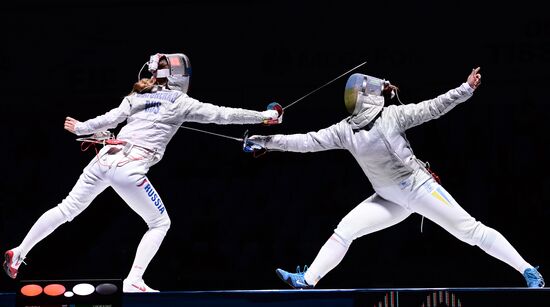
xmin=172 ymin=60 xmax=367 ymax=142
xmin=177 ymin=124 xmax=244 ymax=142
xmin=282 ymin=61 xmax=366 ymax=111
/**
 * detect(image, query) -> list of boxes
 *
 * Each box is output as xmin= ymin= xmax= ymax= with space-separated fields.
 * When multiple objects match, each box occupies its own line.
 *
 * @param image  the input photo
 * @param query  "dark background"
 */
xmin=1 ymin=0 xmax=549 ymax=293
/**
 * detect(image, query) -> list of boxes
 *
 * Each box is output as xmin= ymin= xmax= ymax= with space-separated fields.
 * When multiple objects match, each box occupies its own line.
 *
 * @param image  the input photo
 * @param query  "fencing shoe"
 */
xmin=524 ymin=267 xmax=545 ymax=288
xmin=3 ymin=249 xmax=25 ymax=279
xmin=275 ymin=265 xmax=314 ymax=289
xmin=123 ymin=278 xmax=159 ymax=293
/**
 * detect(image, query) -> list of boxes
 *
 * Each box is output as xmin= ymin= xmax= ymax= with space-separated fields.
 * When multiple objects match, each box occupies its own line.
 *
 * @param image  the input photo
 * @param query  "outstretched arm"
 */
xmin=249 ymin=121 xmax=347 ymax=153
xmin=66 ymin=98 xmax=132 ymax=136
xmin=393 ymin=67 xmax=481 ymax=130
xmin=179 ymin=97 xmax=281 ymax=125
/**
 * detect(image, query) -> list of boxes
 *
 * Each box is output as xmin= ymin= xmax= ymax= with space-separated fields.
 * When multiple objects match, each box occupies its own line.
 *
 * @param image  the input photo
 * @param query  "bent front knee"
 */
xmin=148 ymin=214 xmax=171 ymax=234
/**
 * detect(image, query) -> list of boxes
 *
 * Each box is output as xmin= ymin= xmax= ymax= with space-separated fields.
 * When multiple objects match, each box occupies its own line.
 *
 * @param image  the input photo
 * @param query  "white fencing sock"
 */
xmin=17 ymin=207 xmax=67 ymax=259
xmin=479 ymin=228 xmax=532 ymax=274
xmin=126 ymin=228 xmax=166 ymax=281
xmin=304 ymin=233 xmax=350 ymax=286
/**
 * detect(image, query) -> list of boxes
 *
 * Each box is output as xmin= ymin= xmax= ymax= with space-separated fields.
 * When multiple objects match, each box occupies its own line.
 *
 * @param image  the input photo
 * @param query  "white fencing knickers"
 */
xmin=17 ymin=144 xmax=172 ymax=281
xmin=304 ymin=178 xmax=532 ymax=285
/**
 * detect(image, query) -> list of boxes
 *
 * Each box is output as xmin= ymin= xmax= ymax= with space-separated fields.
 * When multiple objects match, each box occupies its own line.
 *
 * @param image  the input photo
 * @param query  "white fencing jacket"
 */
xmin=75 ymin=88 xmax=274 ymax=161
xmin=253 ymin=83 xmax=475 ymax=191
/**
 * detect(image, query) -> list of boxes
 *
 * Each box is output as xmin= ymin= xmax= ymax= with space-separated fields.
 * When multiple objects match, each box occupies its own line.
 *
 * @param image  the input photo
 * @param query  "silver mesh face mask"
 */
xmin=344 ymin=73 xmax=388 ymax=115
xmin=141 ymin=53 xmax=192 ymax=93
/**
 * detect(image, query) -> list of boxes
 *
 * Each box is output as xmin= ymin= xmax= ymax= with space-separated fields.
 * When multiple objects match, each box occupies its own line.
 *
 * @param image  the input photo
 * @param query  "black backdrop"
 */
xmin=1 ymin=0 xmax=549 ymax=292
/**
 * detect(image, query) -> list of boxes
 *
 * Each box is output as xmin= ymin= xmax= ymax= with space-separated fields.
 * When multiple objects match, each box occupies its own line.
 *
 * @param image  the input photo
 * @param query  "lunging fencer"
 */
xmin=3 ymin=53 xmax=282 ymax=292
xmin=248 ymin=67 xmax=545 ymax=288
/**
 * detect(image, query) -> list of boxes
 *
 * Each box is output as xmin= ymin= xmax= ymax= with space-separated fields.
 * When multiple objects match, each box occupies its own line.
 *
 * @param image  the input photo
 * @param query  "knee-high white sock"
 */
xmin=17 ymin=207 xmax=68 ymax=259
xmin=126 ymin=228 xmax=166 ymax=281
xmin=304 ymin=233 xmax=350 ymax=286
xmin=479 ymin=227 xmax=532 ymax=273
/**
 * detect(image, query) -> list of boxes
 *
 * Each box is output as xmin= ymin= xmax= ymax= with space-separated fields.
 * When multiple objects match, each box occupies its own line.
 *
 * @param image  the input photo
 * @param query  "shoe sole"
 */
xmin=275 ymin=269 xmax=289 ymax=287
xmin=3 ymin=251 xmax=17 ymax=279
xmin=122 ymin=280 xmax=159 ymax=293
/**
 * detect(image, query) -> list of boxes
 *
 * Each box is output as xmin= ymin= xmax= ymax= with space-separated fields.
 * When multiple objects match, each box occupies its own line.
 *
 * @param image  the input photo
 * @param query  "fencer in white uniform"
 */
xmin=249 ymin=68 xmax=545 ymax=288
xmin=3 ymin=53 xmax=281 ymax=292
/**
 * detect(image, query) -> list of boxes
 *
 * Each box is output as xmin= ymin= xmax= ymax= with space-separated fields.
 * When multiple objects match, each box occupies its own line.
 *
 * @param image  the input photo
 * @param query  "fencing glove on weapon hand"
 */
xmin=262 ymin=102 xmax=284 ymax=125
xmin=243 ymin=131 xmax=269 ymax=157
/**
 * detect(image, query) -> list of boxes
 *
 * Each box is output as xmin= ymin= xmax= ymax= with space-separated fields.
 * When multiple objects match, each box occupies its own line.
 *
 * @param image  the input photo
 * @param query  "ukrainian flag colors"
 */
xmin=431 ymin=187 xmax=453 ymax=206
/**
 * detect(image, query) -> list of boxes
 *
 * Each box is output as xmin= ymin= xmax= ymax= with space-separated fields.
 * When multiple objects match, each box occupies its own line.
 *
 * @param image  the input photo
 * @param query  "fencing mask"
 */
xmin=144 ymin=53 xmax=192 ymax=93
xmin=345 ymin=73 xmax=394 ymax=129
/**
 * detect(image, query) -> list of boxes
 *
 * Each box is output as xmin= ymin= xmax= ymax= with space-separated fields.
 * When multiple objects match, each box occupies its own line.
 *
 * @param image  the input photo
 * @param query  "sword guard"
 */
xmin=262 ymin=102 xmax=283 ymax=125
xmin=242 ymin=130 xmax=267 ymax=157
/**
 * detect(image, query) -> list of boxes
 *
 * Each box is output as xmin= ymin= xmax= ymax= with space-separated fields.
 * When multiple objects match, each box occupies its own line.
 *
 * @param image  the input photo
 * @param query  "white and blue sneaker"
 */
xmin=523 ymin=267 xmax=545 ymax=288
xmin=275 ymin=265 xmax=314 ymax=289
